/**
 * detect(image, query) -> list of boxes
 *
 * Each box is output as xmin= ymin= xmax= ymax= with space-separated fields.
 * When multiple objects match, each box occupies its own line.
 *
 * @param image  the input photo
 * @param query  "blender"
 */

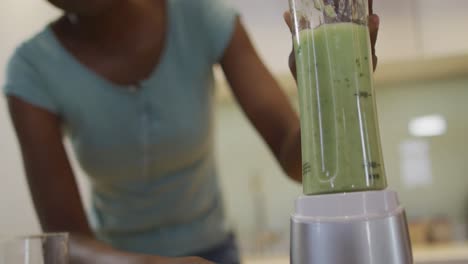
xmin=288 ymin=0 xmax=413 ymax=263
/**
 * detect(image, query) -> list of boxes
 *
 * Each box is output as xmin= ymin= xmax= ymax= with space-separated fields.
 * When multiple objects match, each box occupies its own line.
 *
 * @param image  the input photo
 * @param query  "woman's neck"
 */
xmin=56 ymin=0 xmax=165 ymax=50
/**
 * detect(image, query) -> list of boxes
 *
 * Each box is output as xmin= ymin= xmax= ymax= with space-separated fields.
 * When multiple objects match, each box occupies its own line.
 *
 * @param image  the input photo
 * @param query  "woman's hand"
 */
xmin=368 ymin=0 xmax=379 ymax=71
xmin=67 ymin=234 xmax=215 ymax=264
xmin=284 ymin=0 xmax=380 ymax=78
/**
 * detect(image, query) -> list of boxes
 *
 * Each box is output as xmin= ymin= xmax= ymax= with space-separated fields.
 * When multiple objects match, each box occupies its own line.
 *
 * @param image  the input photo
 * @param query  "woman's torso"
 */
xmin=4 ymin=0 xmax=238 ymax=256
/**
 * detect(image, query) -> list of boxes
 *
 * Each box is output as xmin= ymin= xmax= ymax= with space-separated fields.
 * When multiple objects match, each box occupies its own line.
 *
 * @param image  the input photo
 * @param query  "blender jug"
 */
xmin=290 ymin=0 xmax=387 ymax=195
xmin=288 ymin=2 xmax=414 ymax=263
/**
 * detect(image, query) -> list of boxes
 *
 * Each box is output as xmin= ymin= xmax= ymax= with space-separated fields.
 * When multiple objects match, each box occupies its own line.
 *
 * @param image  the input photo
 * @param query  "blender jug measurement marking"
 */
xmin=354 ymin=91 xmax=372 ymax=98
xmin=365 ymin=161 xmax=381 ymax=169
xmin=303 ymin=163 xmax=312 ymax=175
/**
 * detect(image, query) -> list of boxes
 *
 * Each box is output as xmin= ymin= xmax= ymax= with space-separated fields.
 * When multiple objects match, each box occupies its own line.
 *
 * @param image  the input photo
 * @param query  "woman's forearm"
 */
xmin=68 ymin=234 xmax=214 ymax=264
xmin=69 ymin=234 xmax=154 ymax=264
xmin=279 ymin=124 xmax=302 ymax=183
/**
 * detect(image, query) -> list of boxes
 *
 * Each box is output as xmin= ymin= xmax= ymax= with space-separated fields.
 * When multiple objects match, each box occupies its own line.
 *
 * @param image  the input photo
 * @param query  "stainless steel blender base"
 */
xmin=290 ymin=191 xmax=413 ymax=264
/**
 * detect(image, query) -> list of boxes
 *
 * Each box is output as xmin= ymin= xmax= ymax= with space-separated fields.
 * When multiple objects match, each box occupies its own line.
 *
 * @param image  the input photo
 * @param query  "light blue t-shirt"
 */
xmin=4 ymin=0 xmax=237 ymax=257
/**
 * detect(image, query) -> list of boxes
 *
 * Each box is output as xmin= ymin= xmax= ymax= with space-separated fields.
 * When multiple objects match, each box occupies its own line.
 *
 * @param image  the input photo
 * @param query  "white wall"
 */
xmin=377 ymin=78 xmax=468 ymax=225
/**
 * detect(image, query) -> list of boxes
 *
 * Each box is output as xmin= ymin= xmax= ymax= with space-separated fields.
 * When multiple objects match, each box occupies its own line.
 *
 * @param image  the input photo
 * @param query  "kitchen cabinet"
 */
xmin=418 ymin=0 xmax=468 ymax=58
xmin=373 ymin=0 xmax=421 ymax=62
xmin=229 ymin=0 xmax=468 ymax=68
xmin=352 ymin=0 xmax=468 ymax=61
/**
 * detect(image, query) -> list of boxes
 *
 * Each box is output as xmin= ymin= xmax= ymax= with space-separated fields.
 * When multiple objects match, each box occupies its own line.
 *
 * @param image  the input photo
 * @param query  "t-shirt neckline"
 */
xmin=44 ymin=0 xmax=173 ymax=94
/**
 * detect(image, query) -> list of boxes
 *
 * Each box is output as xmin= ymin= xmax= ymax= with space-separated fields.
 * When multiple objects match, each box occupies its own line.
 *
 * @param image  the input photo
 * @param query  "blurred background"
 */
xmin=0 ymin=0 xmax=467 ymax=263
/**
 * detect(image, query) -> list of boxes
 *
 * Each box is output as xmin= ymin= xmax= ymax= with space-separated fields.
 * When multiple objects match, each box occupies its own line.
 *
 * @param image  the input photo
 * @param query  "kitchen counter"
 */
xmin=244 ymin=244 xmax=468 ymax=264
xmin=413 ymin=244 xmax=468 ymax=264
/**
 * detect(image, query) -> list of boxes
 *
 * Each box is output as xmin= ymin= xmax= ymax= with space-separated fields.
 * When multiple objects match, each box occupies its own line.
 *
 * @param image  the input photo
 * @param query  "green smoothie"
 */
xmin=295 ymin=23 xmax=387 ymax=195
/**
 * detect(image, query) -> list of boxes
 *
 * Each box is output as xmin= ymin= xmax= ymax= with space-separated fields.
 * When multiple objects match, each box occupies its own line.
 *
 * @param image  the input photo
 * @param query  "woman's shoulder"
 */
xmin=4 ymin=24 xmax=65 ymax=114
xmin=11 ymin=24 xmax=59 ymax=67
xmin=169 ymin=0 xmax=238 ymax=63
xmin=170 ymin=0 xmax=235 ymax=21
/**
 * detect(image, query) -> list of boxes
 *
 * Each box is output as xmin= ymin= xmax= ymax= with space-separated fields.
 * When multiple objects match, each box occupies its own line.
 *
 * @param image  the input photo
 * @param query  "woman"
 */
xmin=4 ymin=0 xmax=379 ymax=263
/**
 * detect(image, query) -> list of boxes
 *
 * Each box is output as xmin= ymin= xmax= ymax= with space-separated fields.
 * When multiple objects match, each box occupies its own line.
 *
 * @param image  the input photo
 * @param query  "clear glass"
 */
xmin=289 ymin=0 xmax=387 ymax=195
xmin=0 ymin=233 xmax=69 ymax=264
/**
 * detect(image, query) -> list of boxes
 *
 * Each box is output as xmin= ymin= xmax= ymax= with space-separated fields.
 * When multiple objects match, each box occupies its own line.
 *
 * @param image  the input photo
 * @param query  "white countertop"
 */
xmin=244 ymin=244 xmax=468 ymax=264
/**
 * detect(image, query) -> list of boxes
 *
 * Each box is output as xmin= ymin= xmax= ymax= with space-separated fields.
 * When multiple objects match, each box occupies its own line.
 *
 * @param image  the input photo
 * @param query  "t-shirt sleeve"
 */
xmin=3 ymin=46 xmax=59 ymax=114
xmin=199 ymin=0 xmax=238 ymax=63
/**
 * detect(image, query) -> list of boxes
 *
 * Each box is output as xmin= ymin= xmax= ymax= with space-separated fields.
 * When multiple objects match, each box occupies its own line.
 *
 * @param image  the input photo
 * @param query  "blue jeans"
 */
xmin=192 ymin=233 xmax=241 ymax=264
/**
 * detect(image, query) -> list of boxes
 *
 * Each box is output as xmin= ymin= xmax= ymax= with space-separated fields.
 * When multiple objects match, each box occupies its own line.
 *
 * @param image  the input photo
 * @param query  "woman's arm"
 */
xmin=7 ymin=97 xmax=90 ymax=235
xmin=7 ymin=97 xmax=214 ymax=264
xmin=220 ymin=19 xmax=302 ymax=182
